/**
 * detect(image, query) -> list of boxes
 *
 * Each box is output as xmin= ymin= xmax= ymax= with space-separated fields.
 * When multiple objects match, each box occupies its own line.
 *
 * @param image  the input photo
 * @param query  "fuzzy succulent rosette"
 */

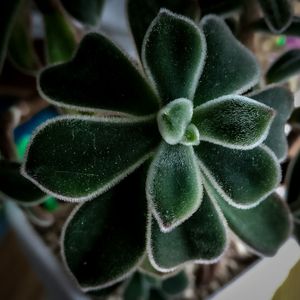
xmin=22 ymin=10 xmax=293 ymax=291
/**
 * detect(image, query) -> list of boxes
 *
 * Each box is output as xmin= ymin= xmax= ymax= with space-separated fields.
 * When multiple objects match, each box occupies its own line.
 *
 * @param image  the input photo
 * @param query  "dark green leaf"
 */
xmin=249 ymin=86 xmax=294 ymax=161
xmin=289 ymin=107 xmax=300 ymax=129
xmin=142 ymin=9 xmax=205 ymax=104
xmin=194 ymin=15 xmax=260 ymax=106
xmin=43 ymin=8 xmax=77 ymax=64
xmin=0 ymin=160 xmax=45 ymax=206
xmin=195 ymin=142 xmax=280 ymax=208
xmin=205 ymin=176 xmax=291 ymax=256
xmin=0 ymin=0 xmax=23 ymax=72
xmin=148 ymin=289 xmax=168 ymax=300
xmin=286 ymin=150 xmax=300 ymax=206
xmin=87 ymin=282 xmax=123 ymax=297
xmin=8 ymin=3 xmax=40 ymax=74
xmin=199 ymin=0 xmax=243 ymax=16
xmin=149 ymin=190 xmax=227 ymax=271
xmin=61 ymin=0 xmax=105 ymax=26
xmin=193 ymin=95 xmax=275 ymax=149
xmin=39 ymin=33 xmax=159 ymax=116
xmin=23 ymin=116 xmax=159 ymax=201
xmin=146 ymin=142 xmax=202 ymax=232
xmin=127 ymin=0 xmax=200 ymax=55
xmin=62 ymin=169 xmax=147 ymax=290
xmin=266 ymin=49 xmax=300 ymax=84
xmin=161 ymin=271 xmax=188 ymax=295
xmin=258 ymin=0 xmax=293 ymax=33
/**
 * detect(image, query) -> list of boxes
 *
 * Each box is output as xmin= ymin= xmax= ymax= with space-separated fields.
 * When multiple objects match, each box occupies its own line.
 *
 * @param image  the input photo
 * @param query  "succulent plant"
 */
xmin=22 ymin=9 xmax=292 ymax=291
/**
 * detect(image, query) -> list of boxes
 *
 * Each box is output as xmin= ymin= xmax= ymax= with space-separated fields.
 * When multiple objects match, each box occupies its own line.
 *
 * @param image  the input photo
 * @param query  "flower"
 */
xmin=22 ymin=10 xmax=292 ymax=290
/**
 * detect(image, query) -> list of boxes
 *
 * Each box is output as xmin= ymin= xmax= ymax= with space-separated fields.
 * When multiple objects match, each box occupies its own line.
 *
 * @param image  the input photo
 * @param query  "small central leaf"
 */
xmin=157 ymin=98 xmax=193 ymax=145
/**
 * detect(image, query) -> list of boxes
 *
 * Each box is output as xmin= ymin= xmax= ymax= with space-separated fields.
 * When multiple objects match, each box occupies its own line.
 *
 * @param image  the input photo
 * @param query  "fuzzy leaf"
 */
xmin=142 ymin=9 xmax=206 ymax=104
xmin=258 ymin=0 xmax=293 ymax=33
xmin=205 ymin=178 xmax=291 ymax=256
xmin=23 ymin=116 xmax=159 ymax=201
xmin=266 ymin=49 xmax=300 ymax=84
xmin=161 ymin=271 xmax=188 ymax=295
xmin=39 ymin=33 xmax=159 ymax=116
xmin=250 ymin=86 xmax=294 ymax=161
xmin=127 ymin=0 xmax=200 ymax=55
xmin=0 ymin=160 xmax=45 ymax=206
xmin=43 ymin=9 xmax=77 ymax=64
xmin=62 ymin=169 xmax=147 ymax=290
xmin=124 ymin=273 xmax=149 ymax=300
xmin=157 ymin=98 xmax=193 ymax=145
xmin=148 ymin=190 xmax=227 ymax=271
xmin=8 ymin=3 xmax=40 ymax=74
xmin=195 ymin=142 xmax=280 ymax=208
xmin=61 ymin=0 xmax=105 ymax=26
xmin=251 ymin=16 xmax=300 ymax=36
xmin=146 ymin=142 xmax=202 ymax=232
xmin=0 ymin=0 xmax=23 ymax=72
xmin=194 ymin=16 xmax=260 ymax=106
xmin=193 ymin=96 xmax=275 ymax=150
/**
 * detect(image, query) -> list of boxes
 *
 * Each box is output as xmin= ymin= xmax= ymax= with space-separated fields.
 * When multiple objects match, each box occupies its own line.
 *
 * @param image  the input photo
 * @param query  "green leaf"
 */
xmin=195 ymin=142 xmax=280 ymax=208
xmin=249 ymin=86 xmax=294 ymax=161
xmin=205 ymin=177 xmax=291 ymax=256
xmin=193 ymin=95 xmax=275 ymax=150
xmin=0 ymin=160 xmax=45 ymax=206
xmin=157 ymin=98 xmax=193 ymax=145
xmin=258 ymin=0 xmax=293 ymax=33
xmin=266 ymin=49 xmax=300 ymax=84
xmin=0 ymin=0 xmax=23 ymax=72
xmin=8 ymin=3 xmax=40 ymax=74
xmin=146 ymin=142 xmax=202 ymax=232
xmin=251 ymin=16 xmax=300 ymax=36
xmin=127 ymin=0 xmax=200 ymax=55
xmin=199 ymin=0 xmax=243 ymax=16
xmin=43 ymin=8 xmax=77 ymax=64
xmin=148 ymin=190 xmax=227 ymax=272
xmin=142 ymin=9 xmax=206 ymax=104
xmin=148 ymin=289 xmax=168 ymax=300
xmin=194 ymin=15 xmax=260 ymax=106
xmin=124 ymin=273 xmax=150 ymax=300
xmin=23 ymin=116 xmax=159 ymax=201
xmin=62 ymin=169 xmax=147 ymax=290
xmin=61 ymin=0 xmax=105 ymax=26
xmin=289 ymin=107 xmax=300 ymax=129
xmin=38 ymin=33 xmax=159 ymax=116
xmin=161 ymin=271 xmax=188 ymax=295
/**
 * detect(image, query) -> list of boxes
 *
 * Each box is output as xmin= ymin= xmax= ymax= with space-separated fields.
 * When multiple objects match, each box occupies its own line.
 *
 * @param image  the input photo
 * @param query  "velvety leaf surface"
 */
xmin=127 ymin=0 xmax=200 ymax=54
xmin=266 ymin=49 xmax=300 ymax=84
xmin=157 ymin=98 xmax=193 ymax=145
xmin=146 ymin=142 xmax=202 ymax=232
xmin=23 ymin=116 xmax=159 ymax=201
xmin=124 ymin=273 xmax=149 ymax=300
xmin=250 ymin=86 xmax=294 ymax=161
xmin=195 ymin=142 xmax=280 ymax=207
xmin=0 ymin=160 xmax=45 ymax=205
xmin=149 ymin=190 xmax=227 ymax=271
xmin=258 ymin=0 xmax=293 ymax=33
xmin=205 ymin=177 xmax=291 ymax=256
xmin=161 ymin=271 xmax=188 ymax=295
xmin=193 ymin=96 xmax=274 ymax=149
xmin=61 ymin=0 xmax=105 ymax=26
xmin=43 ymin=9 xmax=77 ymax=64
xmin=194 ymin=16 xmax=259 ymax=106
xmin=62 ymin=169 xmax=147 ymax=289
xmin=8 ymin=4 xmax=40 ymax=74
xmin=0 ymin=0 xmax=23 ymax=72
xmin=252 ymin=16 xmax=300 ymax=36
xmin=39 ymin=33 xmax=159 ymax=116
xmin=142 ymin=9 xmax=205 ymax=104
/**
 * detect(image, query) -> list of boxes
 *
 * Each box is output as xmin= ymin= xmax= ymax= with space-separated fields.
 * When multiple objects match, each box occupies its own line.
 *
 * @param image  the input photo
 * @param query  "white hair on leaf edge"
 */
xmin=21 ymin=115 xmax=157 ymax=203
xmin=141 ymin=8 xmax=207 ymax=102
xmin=197 ymin=144 xmax=281 ymax=210
xmin=198 ymin=15 xmax=261 ymax=102
xmin=146 ymin=143 xmax=203 ymax=233
xmin=60 ymin=201 xmax=147 ymax=292
xmin=194 ymin=95 xmax=275 ymax=150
